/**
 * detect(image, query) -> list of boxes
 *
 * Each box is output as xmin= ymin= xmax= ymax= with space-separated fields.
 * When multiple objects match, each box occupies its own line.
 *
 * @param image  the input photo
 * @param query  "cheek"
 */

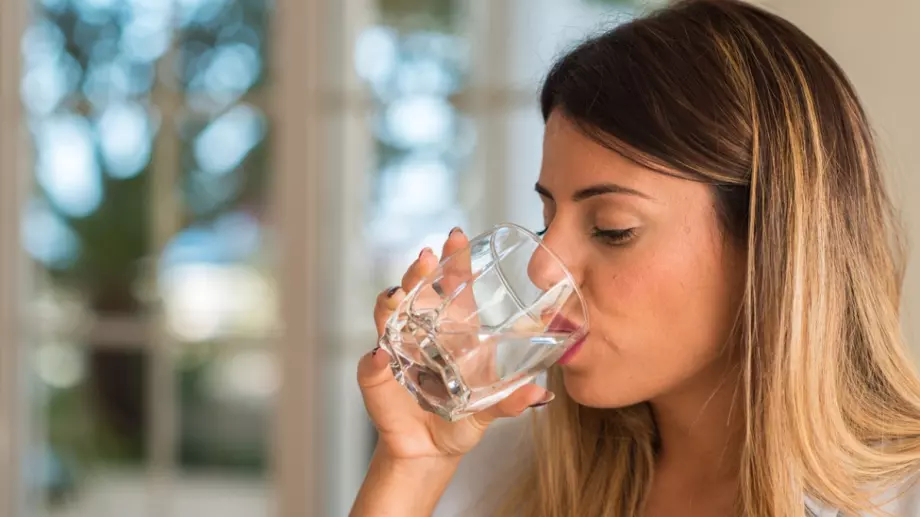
xmin=586 ymin=224 xmax=740 ymax=385
xmin=594 ymin=235 xmax=710 ymax=324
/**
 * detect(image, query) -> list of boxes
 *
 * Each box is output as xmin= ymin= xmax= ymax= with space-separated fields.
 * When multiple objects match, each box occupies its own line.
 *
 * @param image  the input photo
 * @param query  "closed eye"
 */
xmin=536 ymin=227 xmax=634 ymax=246
xmin=592 ymin=227 xmax=636 ymax=246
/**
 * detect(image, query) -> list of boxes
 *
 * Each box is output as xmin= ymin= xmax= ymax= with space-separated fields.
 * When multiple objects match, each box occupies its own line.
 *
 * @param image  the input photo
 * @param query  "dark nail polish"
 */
xmin=529 ymin=393 xmax=555 ymax=408
xmin=386 ymin=286 xmax=399 ymax=298
xmin=372 ymin=346 xmax=380 ymax=356
xmin=449 ymin=227 xmax=463 ymax=236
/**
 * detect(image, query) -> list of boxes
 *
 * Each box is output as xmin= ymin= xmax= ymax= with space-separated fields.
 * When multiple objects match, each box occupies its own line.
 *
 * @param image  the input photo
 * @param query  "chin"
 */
xmin=560 ymin=368 xmax=649 ymax=409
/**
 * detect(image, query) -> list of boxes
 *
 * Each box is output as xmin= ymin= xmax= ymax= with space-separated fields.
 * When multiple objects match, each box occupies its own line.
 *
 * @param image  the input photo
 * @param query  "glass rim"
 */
xmin=490 ymin=222 xmax=590 ymax=333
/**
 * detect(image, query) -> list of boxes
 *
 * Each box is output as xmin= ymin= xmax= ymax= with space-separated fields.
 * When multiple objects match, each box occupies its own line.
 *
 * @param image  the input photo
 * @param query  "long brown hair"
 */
xmin=499 ymin=1 xmax=920 ymax=515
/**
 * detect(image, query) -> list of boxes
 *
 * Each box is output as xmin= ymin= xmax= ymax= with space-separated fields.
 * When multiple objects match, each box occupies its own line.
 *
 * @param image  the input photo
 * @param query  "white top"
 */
xmin=434 ymin=416 xmax=920 ymax=517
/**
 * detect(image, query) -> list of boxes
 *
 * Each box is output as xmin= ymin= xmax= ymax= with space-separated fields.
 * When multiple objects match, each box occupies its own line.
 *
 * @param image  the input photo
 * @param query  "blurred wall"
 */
xmin=755 ymin=0 xmax=920 ymax=350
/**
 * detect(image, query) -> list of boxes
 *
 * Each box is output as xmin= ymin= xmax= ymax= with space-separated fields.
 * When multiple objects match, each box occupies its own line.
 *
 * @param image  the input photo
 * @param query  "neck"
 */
xmin=650 ymin=359 xmax=744 ymax=486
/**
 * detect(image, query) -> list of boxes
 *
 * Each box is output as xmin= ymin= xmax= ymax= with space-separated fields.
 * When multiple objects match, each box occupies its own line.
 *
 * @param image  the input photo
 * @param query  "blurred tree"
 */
xmin=378 ymin=0 xmax=457 ymax=32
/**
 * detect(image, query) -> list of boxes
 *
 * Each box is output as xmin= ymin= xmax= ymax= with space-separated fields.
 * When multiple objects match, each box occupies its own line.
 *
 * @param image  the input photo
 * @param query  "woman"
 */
xmin=352 ymin=0 xmax=920 ymax=515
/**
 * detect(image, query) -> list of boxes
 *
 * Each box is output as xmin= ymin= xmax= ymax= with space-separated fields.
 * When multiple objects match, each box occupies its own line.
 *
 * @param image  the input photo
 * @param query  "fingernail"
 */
xmin=418 ymin=247 xmax=431 ymax=260
xmin=386 ymin=286 xmax=399 ymax=298
xmin=449 ymin=227 xmax=463 ymax=236
xmin=529 ymin=392 xmax=555 ymax=408
xmin=371 ymin=346 xmax=380 ymax=356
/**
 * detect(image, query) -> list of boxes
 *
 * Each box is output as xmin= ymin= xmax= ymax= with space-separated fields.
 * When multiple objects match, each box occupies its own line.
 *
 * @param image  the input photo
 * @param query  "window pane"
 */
xmin=178 ymin=108 xmax=269 ymax=225
xmin=361 ymin=0 xmax=472 ymax=299
xmin=170 ymin=0 xmax=276 ymax=481
xmin=177 ymin=347 xmax=275 ymax=472
xmin=27 ymin=303 xmax=150 ymax=516
xmin=23 ymin=0 xmax=277 ymax=514
xmin=23 ymin=0 xmax=157 ymax=512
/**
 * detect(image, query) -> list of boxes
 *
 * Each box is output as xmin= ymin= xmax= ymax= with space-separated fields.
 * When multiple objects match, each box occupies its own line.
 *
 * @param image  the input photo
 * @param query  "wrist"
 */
xmin=350 ymin=448 xmax=461 ymax=517
xmin=371 ymin=447 xmax=461 ymax=480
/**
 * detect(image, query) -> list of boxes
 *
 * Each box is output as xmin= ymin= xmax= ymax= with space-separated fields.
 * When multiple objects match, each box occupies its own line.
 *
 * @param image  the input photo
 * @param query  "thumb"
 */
xmin=357 ymin=343 xmax=399 ymax=390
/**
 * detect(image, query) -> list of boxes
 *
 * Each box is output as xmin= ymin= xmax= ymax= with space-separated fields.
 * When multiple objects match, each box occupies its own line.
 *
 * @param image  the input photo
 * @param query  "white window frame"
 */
xmin=270 ymin=0 xmax=326 ymax=514
xmin=0 ymin=0 xmax=29 ymax=513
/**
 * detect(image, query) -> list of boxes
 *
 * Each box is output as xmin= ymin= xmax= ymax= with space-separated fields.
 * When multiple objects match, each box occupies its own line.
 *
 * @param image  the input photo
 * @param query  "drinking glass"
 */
xmin=378 ymin=223 xmax=588 ymax=421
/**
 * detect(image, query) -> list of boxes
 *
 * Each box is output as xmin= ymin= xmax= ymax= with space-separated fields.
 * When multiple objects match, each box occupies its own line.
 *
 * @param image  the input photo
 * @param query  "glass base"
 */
xmin=379 ymin=315 xmax=568 ymax=421
xmin=382 ymin=333 xmax=543 ymax=422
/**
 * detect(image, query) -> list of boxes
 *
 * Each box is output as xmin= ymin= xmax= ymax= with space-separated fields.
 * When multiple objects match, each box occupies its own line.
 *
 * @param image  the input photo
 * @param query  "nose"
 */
xmin=527 ymin=228 xmax=579 ymax=293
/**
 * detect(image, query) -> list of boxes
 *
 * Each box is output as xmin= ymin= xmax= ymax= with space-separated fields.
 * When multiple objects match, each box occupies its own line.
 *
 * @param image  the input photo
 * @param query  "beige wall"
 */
xmin=752 ymin=0 xmax=920 ymax=350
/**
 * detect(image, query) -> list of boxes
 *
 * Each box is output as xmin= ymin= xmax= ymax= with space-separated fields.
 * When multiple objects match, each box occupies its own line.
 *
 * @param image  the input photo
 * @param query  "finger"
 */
xmin=357 ymin=345 xmax=425 ymax=432
xmin=440 ymin=227 xmax=469 ymax=261
xmin=374 ymin=286 xmax=405 ymax=337
xmin=401 ymin=248 xmax=439 ymax=293
xmin=357 ymin=344 xmax=398 ymax=391
xmin=468 ymin=384 xmax=555 ymax=431
xmin=440 ymin=228 xmax=473 ymax=296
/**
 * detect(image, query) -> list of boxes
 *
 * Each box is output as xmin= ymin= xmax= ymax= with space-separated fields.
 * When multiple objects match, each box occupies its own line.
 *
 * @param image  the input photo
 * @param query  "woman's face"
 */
xmin=537 ymin=112 xmax=746 ymax=408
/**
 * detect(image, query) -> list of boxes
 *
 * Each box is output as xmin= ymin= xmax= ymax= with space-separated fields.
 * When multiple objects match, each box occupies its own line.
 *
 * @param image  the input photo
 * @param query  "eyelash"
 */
xmin=592 ymin=227 xmax=636 ymax=246
xmin=535 ymin=227 xmax=636 ymax=246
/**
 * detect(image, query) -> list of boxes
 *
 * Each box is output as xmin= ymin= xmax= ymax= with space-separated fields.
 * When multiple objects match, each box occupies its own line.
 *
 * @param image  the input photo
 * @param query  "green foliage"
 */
xmin=583 ymin=0 xmax=643 ymax=6
xmin=378 ymin=0 xmax=458 ymax=32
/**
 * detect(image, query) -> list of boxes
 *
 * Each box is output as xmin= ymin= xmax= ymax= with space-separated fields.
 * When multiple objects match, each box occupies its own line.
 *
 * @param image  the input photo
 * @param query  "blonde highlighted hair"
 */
xmin=499 ymin=1 xmax=920 ymax=515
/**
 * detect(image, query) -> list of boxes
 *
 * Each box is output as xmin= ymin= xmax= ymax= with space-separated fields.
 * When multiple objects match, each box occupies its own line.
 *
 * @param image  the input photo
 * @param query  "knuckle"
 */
xmin=374 ymin=303 xmax=392 ymax=319
xmin=467 ymin=417 xmax=489 ymax=433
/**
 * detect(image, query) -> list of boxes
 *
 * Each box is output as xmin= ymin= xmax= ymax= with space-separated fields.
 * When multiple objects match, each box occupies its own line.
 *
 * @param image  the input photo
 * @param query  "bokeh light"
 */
xmin=35 ymin=115 xmax=103 ymax=218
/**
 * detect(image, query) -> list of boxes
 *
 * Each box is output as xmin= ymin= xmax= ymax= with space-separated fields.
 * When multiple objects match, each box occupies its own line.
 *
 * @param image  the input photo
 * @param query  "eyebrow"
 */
xmin=534 ymin=182 xmax=652 ymax=202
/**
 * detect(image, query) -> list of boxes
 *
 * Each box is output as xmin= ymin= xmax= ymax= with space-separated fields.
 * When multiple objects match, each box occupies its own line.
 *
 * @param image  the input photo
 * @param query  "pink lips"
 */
xmin=547 ymin=314 xmax=587 ymax=365
xmin=556 ymin=335 xmax=586 ymax=365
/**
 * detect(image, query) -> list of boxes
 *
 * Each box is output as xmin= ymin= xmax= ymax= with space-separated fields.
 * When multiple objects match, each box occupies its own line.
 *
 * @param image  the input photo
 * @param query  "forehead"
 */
xmin=539 ymin=112 xmax=711 ymax=207
xmin=540 ymin=113 xmax=651 ymax=190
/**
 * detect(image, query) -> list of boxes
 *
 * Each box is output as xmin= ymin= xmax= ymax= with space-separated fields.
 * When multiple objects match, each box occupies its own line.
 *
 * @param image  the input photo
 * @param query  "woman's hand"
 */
xmin=359 ymin=228 xmax=554 ymax=461
xmin=351 ymin=228 xmax=553 ymax=517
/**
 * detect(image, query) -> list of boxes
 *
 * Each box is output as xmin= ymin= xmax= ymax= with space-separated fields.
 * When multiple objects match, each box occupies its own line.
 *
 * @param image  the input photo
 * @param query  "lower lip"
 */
xmin=556 ymin=335 xmax=587 ymax=365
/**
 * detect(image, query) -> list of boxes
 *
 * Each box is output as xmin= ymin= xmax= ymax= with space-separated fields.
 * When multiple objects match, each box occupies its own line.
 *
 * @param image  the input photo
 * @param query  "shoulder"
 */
xmin=434 ymin=416 xmax=535 ymax=517
xmin=807 ymin=474 xmax=920 ymax=516
xmin=864 ymin=475 xmax=920 ymax=516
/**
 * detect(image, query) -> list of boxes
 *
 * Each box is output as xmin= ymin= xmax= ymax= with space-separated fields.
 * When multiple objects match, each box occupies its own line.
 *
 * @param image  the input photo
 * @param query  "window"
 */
xmin=17 ymin=0 xmax=278 ymax=515
xmin=1 ymin=1 xmax=655 ymax=516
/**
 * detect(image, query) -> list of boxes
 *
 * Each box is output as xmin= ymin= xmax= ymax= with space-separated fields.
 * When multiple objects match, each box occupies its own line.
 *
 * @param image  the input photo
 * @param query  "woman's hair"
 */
xmin=499 ymin=1 xmax=920 ymax=515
